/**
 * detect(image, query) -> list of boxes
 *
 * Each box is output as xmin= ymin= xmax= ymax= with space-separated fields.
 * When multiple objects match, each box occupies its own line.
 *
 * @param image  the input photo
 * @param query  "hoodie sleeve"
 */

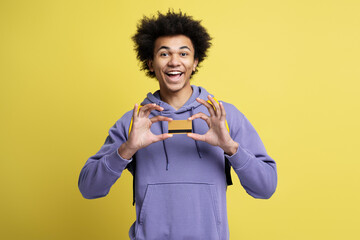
xmin=78 ymin=111 xmax=133 ymax=199
xmin=223 ymin=103 xmax=277 ymax=199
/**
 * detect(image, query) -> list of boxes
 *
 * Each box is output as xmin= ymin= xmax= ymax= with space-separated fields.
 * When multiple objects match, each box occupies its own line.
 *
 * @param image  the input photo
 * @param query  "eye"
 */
xmin=160 ymin=52 xmax=168 ymax=57
xmin=180 ymin=52 xmax=188 ymax=57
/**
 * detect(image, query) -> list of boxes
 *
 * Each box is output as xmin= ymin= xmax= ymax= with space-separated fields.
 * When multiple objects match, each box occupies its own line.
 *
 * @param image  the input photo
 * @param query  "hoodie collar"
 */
xmin=141 ymin=85 xmax=212 ymax=114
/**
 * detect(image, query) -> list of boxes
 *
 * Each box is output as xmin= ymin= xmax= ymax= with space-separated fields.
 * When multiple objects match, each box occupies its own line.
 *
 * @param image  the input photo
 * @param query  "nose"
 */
xmin=168 ymin=54 xmax=181 ymax=67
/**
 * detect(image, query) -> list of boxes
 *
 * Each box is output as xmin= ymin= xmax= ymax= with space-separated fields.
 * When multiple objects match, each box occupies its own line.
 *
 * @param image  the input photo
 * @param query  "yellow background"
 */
xmin=1 ymin=0 xmax=359 ymax=239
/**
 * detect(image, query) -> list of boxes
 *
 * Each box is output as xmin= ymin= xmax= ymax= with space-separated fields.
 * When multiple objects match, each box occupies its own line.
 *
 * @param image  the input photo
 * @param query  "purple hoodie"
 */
xmin=78 ymin=85 xmax=277 ymax=240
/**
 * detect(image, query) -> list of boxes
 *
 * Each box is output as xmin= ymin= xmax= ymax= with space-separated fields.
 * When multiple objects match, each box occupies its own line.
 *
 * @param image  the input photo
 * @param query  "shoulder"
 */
xmin=110 ymin=109 xmax=134 ymax=138
xmin=117 ymin=109 xmax=134 ymax=123
xmin=219 ymin=101 xmax=245 ymax=121
xmin=217 ymin=101 xmax=248 ymax=137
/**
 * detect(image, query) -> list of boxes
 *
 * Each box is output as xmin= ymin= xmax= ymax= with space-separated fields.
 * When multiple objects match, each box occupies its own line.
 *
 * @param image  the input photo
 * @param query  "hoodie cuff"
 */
xmin=225 ymin=143 xmax=254 ymax=170
xmin=105 ymin=150 xmax=133 ymax=174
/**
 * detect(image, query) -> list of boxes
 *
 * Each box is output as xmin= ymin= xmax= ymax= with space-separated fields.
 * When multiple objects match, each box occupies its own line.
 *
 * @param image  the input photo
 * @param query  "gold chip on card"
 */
xmin=168 ymin=120 xmax=192 ymax=134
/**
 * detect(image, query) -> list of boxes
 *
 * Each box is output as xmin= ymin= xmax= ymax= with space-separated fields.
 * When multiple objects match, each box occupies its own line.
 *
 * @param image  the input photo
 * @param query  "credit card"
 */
xmin=168 ymin=120 xmax=192 ymax=134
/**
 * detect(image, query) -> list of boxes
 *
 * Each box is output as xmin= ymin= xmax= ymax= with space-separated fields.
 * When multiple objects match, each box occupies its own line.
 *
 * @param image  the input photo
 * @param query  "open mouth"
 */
xmin=166 ymin=71 xmax=183 ymax=79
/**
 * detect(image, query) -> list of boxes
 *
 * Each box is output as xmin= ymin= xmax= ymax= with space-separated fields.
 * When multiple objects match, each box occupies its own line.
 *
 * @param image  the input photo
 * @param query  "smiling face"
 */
xmin=148 ymin=35 xmax=198 ymax=98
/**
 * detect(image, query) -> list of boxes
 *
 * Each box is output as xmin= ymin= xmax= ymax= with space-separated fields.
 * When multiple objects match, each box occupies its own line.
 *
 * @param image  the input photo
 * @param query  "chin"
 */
xmin=167 ymin=80 xmax=189 ymax=91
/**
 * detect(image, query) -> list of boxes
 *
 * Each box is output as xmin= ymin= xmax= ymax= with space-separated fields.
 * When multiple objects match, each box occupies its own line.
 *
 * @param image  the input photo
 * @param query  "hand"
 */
xmin=118 ymin=103 xmax=173 ymax=159
xmin=187 ymin=95 xmax=238 ymax=155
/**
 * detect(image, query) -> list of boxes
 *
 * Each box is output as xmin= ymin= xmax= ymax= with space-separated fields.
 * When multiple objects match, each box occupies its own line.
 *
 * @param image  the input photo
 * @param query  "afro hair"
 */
xmin=132 ymin=10 xmax=212 ymax=78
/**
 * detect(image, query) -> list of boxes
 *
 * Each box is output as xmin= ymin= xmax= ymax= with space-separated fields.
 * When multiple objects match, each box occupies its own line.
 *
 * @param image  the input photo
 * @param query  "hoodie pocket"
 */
xmin=135 ymin=183 xmax=221 ymax=240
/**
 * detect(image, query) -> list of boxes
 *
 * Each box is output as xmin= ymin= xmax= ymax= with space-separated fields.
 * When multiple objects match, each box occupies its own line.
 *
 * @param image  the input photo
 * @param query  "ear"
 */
xmin=193 ymin=58 xmax=199 ymax=72
xmin=147 ymin=60 xmax=153 ymax=72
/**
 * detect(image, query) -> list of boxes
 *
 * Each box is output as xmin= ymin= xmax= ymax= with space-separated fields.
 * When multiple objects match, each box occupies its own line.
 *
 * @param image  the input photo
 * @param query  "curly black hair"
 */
xmin=132 ymin=10 xmax=212 ymax=78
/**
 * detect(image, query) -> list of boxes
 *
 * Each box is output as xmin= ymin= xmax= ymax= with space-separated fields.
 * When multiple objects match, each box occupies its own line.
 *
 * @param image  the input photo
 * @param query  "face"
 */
xmin=148 ymin=35 xmax=198 ymax=96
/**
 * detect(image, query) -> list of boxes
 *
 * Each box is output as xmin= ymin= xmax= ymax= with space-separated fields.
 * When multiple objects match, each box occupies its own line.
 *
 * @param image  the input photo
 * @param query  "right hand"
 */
xmin=118 ymin=103 xmax=173 ymax=159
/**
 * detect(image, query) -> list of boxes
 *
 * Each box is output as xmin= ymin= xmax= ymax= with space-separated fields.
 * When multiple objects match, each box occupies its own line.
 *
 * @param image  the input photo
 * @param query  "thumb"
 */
xmin=152 ymin=133 xmax=173 ymax=143
xmin=187 ymin=133 xmax=206 ymax=142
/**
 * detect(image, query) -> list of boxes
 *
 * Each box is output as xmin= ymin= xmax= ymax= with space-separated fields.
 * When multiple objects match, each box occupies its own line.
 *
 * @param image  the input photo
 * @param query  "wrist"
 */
xmin=118 ymin=142 xmax=138 ymax=160
xmin=222 ymin=140 xmax=239 ymax=156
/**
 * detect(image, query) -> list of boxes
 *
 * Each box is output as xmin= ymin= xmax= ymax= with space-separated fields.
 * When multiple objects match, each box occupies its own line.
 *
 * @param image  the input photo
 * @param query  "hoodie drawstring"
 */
xmin=191 ymin=107 xmax=202 ymax=159
xmin=160 ymin=107 xmax=202 ymax=171
xmin=159 ymin=110 xmax=170 ymax=170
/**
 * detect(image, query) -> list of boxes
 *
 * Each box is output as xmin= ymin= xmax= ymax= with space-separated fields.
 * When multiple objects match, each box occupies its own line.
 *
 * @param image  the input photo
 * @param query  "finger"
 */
xmin=130 ymin=104 xmax=139 ymax=134
xmin=152 ymin=133 xmax=173 ymax=143
xmin=187 ymin=133 xmax=206 ymax=142
xmin=140 ymin=103 xmax=163 ymax=117
xmin=196 ymin=97 xmax=216 ymax=116
xmin=207 ymin=95 xmax=220 ymax=117
xmin=142 ymin=104 xmax=158 ymax=117
xmin=219 ymin=101 xmax=226 ymax=121
xmin=150 ymin=115 xmax=173 ymax=123
xmin=138 ymin=103 xmax=154 ymax=117
xmin=132 ymin=103 xmax=139 ymax=118
xmin=144 ymin=106 xmax=164 ymax=118
xmin=188 ymin=112 xmax=211 ymax=126
xmin=137 ymin=103 xmax=151 ymax=117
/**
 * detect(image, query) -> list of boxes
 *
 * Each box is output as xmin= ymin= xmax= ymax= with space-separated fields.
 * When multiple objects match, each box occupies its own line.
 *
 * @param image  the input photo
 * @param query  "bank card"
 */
xmin=168 ymin=120 xmax=192 ymax=134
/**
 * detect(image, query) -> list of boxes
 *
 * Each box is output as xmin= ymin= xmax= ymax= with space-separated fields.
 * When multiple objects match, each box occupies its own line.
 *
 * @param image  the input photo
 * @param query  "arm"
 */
xmin=78 ymin=111 xmax=133 ymax=199
xmin=187 ymin=96 xmax=277 ymax=199
xmin=224 ymin=104 xmax=277 ymax=199
xmin=78 ymin=104 xmax=173 ymax=199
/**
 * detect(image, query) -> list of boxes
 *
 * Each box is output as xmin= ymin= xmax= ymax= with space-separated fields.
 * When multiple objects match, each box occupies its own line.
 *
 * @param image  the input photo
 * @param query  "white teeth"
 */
xmin=167 ymin=71 xmax=182 ymax=75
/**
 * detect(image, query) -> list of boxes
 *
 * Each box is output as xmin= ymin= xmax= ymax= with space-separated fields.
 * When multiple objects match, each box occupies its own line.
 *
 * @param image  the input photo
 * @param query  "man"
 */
xmin=79 ymin=10 xmax=277 ymax=240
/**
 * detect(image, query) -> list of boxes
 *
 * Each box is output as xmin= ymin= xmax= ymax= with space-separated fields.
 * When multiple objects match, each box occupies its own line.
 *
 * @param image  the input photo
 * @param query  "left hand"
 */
xmin=187 ymin=95 xmax=239 ymax=156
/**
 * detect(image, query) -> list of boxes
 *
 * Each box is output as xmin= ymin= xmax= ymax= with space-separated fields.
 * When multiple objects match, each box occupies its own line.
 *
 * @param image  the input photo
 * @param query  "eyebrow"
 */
xmin=156 ymin=46 xmax=191 ymax=52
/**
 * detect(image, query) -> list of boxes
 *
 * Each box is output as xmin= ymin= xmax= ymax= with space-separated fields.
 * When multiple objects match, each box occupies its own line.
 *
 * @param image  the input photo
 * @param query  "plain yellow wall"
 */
xmin=1 ymin=0 xmax=359 ymax=239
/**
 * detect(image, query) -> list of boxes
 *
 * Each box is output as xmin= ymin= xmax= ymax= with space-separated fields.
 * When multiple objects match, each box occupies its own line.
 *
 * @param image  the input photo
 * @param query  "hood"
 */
xmin=140 ymin=85 xmax=212 ymax=114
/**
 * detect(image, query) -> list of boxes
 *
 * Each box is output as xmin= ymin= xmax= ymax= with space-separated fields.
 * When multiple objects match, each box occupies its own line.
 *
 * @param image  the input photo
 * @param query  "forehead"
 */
xmin=154 ymin=35 xmax=194 ymax=51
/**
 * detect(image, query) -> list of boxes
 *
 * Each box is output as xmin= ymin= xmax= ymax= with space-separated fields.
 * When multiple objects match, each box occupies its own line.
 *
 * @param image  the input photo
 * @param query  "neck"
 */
xmin=160 ymin=85 xmax=193 ymax=111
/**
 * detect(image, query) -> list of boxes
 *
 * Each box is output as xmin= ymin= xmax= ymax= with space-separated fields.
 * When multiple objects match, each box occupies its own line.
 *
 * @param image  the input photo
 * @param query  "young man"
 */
xmin=79 ymin=10 xmax=277 ymax=240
